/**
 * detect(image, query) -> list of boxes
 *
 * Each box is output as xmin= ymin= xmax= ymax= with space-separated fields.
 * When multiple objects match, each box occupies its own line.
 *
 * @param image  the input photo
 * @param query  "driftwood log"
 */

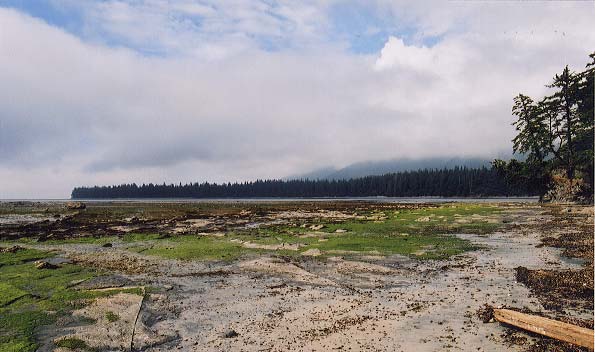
xmin=493 ymin=308 xmax=594 ymax=349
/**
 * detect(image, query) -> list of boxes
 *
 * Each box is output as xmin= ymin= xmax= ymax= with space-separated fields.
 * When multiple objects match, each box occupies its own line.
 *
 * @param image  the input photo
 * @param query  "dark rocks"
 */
xmin=476 ymin=304 xmax=495 ymax=323
xmin=102 ymin=243 xmax=113 ymax=248
xmin=0 ymin=245 xmax=24 ymax=253
xmin=35 ymin=261 xmax=59 ymax=269
xmin=124 ymin=216 xmax=140 ymax=223
xmin=515 ymin=266 xmax=594 ymax=311
xmin=221 ymin=329 xmax=239 ymax=338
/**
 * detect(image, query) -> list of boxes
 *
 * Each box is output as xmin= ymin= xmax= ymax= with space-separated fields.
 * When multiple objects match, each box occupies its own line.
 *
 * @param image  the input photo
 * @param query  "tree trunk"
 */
xmin=564 ymin=76 xmax=574 ymax=180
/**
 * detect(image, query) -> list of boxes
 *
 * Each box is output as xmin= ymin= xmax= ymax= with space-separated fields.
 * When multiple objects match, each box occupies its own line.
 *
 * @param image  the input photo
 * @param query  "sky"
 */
xmin=0 ymin=1 xmax=594 ymax=198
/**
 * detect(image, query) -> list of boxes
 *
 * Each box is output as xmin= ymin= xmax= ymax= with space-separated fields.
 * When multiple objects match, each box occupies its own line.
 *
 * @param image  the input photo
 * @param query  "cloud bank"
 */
xmin=0 ymin=1 xmax=594 ymax=198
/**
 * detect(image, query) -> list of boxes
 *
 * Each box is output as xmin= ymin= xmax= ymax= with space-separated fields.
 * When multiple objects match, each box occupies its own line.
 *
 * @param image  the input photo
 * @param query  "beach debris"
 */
xmin=0 ymin=245 xmax=24 ymax=253
xmin=35 ymin=260 xmax=59 ymax=269
xmin=124 ymin=216 xmax=140 ymax=223
xmin=221 ymin=329 xmax=239 ymax=338
xmin=493 ymin=308 xmax=595 ymax=349
xmin=65 ymin=201 xmax=86 ymax=210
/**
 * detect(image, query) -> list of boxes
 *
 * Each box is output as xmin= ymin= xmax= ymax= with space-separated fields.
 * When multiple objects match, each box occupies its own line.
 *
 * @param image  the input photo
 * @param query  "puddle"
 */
xmin=559 ymin=256 xmax=586 ymax=267
xmin=44 ymin=257 xmax=73 ymax=265
xmin=455 ymin=232 xmax=585 ymax=270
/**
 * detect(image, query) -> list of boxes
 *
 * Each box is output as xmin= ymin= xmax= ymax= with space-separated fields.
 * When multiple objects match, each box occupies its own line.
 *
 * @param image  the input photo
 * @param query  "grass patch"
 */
xmin=0 ymin=248 xmax=48 ymax=267
xmin=8 ymin=236 xmax=119 ymax=246
xmin=105 ymin=311 xmax=119 ymax=322
xmin=55 ymin=337 xmax=95 ymax=351
xmin=242 ymin=203 xmax=500 ymax=259
xmin=0 ymin=282 xmax=28 ymax=307
xmin=312 ymin=232 xmax=475 ymax=259
xmin=318 ymin=204 xmax=504 ymax=236
xmin=0 ymin=248 xmax=132 ymax=352
xmin=141 ymin=236 xmax=251 ymax=261
xmin=130 ymin=204 xmax=501 ymax=261
xmin=123 ymin=233 xmax=164 ymax=242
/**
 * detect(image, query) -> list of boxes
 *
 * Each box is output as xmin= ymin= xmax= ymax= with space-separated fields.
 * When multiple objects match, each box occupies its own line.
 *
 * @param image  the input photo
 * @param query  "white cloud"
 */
xmin=0 ymin=1 xmax=594 ymax=198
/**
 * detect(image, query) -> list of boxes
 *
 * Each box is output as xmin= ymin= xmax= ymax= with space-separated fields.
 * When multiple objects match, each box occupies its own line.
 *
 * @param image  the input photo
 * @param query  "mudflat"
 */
xmin=0 ymin=201 xmax=592 ymax=352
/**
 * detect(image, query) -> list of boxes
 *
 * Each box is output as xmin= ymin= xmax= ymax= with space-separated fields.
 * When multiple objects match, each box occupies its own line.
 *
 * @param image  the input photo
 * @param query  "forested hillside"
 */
xmin=290 ymin=157 xmax=493 ymax=180
xmin=72 ymin=167 xmax=534 ymax=199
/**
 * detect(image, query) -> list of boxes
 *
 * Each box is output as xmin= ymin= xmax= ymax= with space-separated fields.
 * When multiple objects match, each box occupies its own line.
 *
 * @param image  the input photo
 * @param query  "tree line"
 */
xmin=494 ymin=53 xmax=594 ymax=201
xmin=71 ymin=166 xmax=536 ymax=199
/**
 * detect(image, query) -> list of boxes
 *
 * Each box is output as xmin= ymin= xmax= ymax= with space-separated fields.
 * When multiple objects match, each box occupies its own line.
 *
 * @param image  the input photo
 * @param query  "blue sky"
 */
xmin=0 ymin=0 xmax=430 ymax=56
xmin=0 ymin=1 xmax=594 ymax=198
xmin=0 ymin=1 xmax=83 ymax=33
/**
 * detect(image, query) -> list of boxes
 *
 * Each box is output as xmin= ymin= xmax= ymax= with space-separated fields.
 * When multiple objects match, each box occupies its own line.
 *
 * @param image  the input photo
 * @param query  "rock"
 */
xmin=102 ymin=243 xmax=113 ymax=248
xmin=301 ymin=248 xmax=322 ymax=257
xmin=65 ymin=201 xmax=86 ymax=210
xmin=309 ymin=224 xmax=324 ymax=230
xmin=124 ymin=216 xmax=140 ymax=223
xmin=335 ymin=229 xmax=347 ymax=233
xmin=476 ymin=304 xmax=495 ymax=323
xmin=35 ymin=261 xmax=59 ymax=269
xmin=0 ymin=245 xmax=24 ymax=253
xmin=221 ymin=329 xmax=239 ymax=338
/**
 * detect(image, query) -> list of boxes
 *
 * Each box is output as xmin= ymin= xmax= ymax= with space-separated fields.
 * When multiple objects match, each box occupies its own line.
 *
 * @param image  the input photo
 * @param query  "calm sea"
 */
xmin=0 ymin=197 xmax=539 ymax=204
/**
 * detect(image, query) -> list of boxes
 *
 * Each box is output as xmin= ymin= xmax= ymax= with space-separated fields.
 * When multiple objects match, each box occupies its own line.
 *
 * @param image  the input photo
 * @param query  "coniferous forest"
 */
xmin=71 ymin=166 xmax=535 ymax=199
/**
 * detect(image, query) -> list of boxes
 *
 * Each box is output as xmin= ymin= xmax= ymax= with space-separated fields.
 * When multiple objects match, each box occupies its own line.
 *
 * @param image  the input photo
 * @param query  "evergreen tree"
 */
xmin=495 ymin=53 xmax=594 ymax=200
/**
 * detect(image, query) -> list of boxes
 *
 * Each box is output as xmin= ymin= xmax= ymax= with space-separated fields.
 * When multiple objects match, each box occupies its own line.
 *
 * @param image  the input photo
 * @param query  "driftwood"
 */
xmin=130 ymin=286 xmax=147 ymax=351
xmin=493 ymin=308 xmax=594 ymax=349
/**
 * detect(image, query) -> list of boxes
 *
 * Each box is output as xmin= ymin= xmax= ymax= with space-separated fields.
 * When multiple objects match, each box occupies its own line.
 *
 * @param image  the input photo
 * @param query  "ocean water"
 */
xmin=0 ymin=197 xmax=539 ymax=203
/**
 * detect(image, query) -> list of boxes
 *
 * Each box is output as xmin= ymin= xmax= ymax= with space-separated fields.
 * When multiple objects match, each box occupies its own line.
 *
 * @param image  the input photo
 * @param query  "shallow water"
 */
xmin=0 ymin=214 xmax=52 ymax=225
xmin=1 ymin=196 xmax=539 ymax=203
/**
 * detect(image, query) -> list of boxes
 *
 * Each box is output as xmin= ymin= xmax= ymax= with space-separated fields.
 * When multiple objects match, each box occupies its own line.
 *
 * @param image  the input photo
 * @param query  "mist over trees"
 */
xmin=72 ymin=167 xmax=535 ymax=199
xmin=494 ymin=53 xmax=594 ymax=202
xmin=72 ymin=54 xmax=593 ymax=201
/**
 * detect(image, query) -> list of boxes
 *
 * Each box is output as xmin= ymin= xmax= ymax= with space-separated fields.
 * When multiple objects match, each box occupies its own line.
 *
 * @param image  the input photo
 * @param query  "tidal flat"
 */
xmin=0 ymin=201 xmax=592 ymax=351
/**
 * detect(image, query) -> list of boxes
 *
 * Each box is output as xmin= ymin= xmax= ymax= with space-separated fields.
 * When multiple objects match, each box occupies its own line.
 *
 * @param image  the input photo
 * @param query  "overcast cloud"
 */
xmin=0 ymin=1 xmax=594 ymax=198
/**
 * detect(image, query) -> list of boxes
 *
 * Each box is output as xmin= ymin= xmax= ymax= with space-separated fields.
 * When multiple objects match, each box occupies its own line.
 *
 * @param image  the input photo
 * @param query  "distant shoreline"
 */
xmin=1 ymin=196 xmax=540 ymax=203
